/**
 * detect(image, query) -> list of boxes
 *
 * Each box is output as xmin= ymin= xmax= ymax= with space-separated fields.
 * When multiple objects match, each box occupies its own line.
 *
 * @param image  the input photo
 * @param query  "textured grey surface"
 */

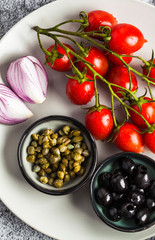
xmin=0 ymin=0 xmax=155 ymax=239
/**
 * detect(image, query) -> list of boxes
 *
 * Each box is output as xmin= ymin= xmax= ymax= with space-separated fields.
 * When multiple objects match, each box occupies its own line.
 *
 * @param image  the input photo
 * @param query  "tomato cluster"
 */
xmin=44 ymin=10 xmax=155 ymax=154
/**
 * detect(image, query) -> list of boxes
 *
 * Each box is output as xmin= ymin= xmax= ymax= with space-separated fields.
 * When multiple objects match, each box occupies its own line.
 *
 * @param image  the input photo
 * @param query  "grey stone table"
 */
xmin=0 ymin=0 xmax=155 ymax=239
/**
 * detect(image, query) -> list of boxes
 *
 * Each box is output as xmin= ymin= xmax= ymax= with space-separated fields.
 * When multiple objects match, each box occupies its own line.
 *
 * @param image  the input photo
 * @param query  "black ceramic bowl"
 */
xmin=18 ymin=115 xmax=97 ymax=195
xmin=90 ymin=152 xmax=155 ymax=232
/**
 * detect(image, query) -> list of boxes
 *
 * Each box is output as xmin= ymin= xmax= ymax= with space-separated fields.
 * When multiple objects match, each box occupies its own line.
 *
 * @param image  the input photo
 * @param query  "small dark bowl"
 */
xmin=18 ymin=115 xmax=97 ymax=195
xmin=90 ymin=152 xmax=155 ymax=232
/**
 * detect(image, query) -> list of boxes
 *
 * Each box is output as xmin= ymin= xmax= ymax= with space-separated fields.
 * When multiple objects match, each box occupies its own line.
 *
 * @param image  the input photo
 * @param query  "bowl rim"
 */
xmin=90 ymin=152 xmax=155 ymax=232
xmin=18 ymin=115 xmax=97 ymax=196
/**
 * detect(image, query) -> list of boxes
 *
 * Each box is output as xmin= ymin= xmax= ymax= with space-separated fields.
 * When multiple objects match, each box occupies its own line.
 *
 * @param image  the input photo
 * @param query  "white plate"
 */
xmin=0 ymin=0 xmax=155 ymax=239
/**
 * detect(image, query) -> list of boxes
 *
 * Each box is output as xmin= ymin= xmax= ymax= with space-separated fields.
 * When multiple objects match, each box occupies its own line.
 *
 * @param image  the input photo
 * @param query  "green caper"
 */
xmin=82 ymin=149 xmax=90 ymax=157
xmin=59 ymin=163 xmax=66 ymax=172
xmin=61 ymin=158 xmax=68 ymax=167
xmin=73 ymin=162 xmax=80 ymax=168
xmin=72 ymin=136 xmax=83 ymax=143
xmin=58 ymin=129 xmax=64 ymax=136
xmin=38 ymin=135 xmax=43 ymax=145
xmin=63 ymin=149 xmax=70 ymax=156
xmin=73 ymin=153 xmax=82 ymax=161
xmin=52 ymin=147 xmax=60 ymax=156
xmin=69 ymin=171 xmax=76 ymax=178
xmin=81 ymin=142 xmax=87 ymax=150
xmin=42 ymin=135 xmax=49 ymax=143
xmin=42 ymin=129 xmax=53 ymax=135
xmin=27 ymin=146 xmax=35 ymax=155
xmin=74 ymin=148 xmax=83 ymax=155
xmin=31 ymin=133 xmax=39 ymax=141
xmin=81 ymin=156 xmax=85 ymax=163
xmin=37 ymin=153 xmax=43 ymax=158
xmin=42 ymin=141 xmax=50 ymax=149
xmin=74 ymin=165 xmax=81 ymax=173
xmin=57 ymin=171 xmax=65 ymax=180
xmin=42 ymin=148 xmax=49 ymax=156
xmin=49 ymin=138 xmax=57 ymax=146
xmin=52 ymin=163 xmax=59 ymax=172
xmin=51 ymin=133 xmax=58 ymax=139
xmin=48 ymin=178 xmax=54 ymax=186
xmin=35 ymin=146 xmax=42 ymax=153
xmin=64 ymin=174 xmax=70 ymax=183
xmin=58 ymin=144 xmax=67 ymax=153
xmin=74 ymin=142 xmax=81 ymax=149
xmin=31 ymin=141 xmax=38 ymax=148
xmin=67 ymin=144 xmax=74 ymax=150
xmin=77 ymin=167 xmax=85 ymax=176
xmin=26 ymin=155 xmax=36 ymax=162
xmin=41 ymin=163 xmax=50 ymax=169
xmin=38 ymin=157 xmax=48 ymax=165
xmin=32 ymin=165 xmax=41 ymax=173
xmin=53 ymin=179 xmax=63 ymax=188
xmin=49 ymin=155 xmax=61 ymax=164
xmin=63 ymin=125 xmax=70 ymax=135
xmin=45 ymin=168 xmax=52 ymax=174
xmin=38 ymin=169 xmax=46 ymax=176
xmin=40 ymin=176 xmax=48 ymax=184
xmin=50 ymin=172 xmax=57 ymax=179
xmin=72 ymin=129 xmax=81 ymax=137
xmin=69 ymin=161 xmax=74 ymax=169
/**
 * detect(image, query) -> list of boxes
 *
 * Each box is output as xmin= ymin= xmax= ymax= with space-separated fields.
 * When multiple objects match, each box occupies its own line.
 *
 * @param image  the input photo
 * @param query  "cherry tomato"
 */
xmin=46 ymin=43 xmax=75 ymax=71
xmin=107 ymin=66 xmax=137 ymax=97
xmin=143 ymin=58 xmax=155 ymax=85
xmin=109 ymin=23 xmax=146 ymax=54
xmin=84 ymin=10 xmax=117 ymax=37
xmin=66 ymin=75 xmax=94 ymax=105
xmin=85 ymin=106 xmax=114 ymax=140
xmin=77 ymin=46 xmax=109 ymax=77
xmin=129 ymin=97 xmax=155 ymax=128
xmin=107 ymin=52 xmax=132 ymax=65
xmin=114 ymin=122 xmax=144 ymax=153
xmin=144 ymin=129 xmax=155 ymax=153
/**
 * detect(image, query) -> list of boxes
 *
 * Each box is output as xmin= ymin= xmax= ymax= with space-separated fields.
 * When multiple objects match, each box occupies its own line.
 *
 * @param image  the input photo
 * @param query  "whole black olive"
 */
xmin=119 ymin=157 xmax=136 ymax=175
xmin=145 ymin=198 xmax=155 ymax=210
xmin=111 ymin=175 xmax=128 ymax=193
xmin=112 ymin=192 xmax=125 ymax=202
xmin=136 ymin=164 xmax=147 ymax=173
xmin=96 ymin=188 xmax=113 ymax=206
xmin=108 ymin=207 xmax=121 ymax=221
xmin=113 ymin=168 xmax=128 ymax=180
xmin=121 ymin=202 xmax=136 ymax=219
xmin=128 ymin=191 xmax=145 ymax=206
xmin=135 ymin=171 xmax=150 ymax=189
xmin=135 ymin=208 xmax=150 ymax=226
xmin=98 ymin=172 xmax=112 ymax=189
xmin=147 ymin=180 xmax=155 ymax=199
xmin=130 ymin=184 xmax=145 ymax=194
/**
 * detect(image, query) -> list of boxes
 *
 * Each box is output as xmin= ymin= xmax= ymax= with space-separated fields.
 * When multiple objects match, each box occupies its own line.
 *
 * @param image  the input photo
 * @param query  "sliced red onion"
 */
xmin=7 ymin=56 xmax=48 ymax=104
xmin=0 ymin=84 xmax=33 ymax=124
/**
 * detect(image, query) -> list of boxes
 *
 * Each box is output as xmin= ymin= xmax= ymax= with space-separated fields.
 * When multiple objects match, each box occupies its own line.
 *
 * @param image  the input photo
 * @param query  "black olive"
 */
xmin=135 ymin=171 xmax=150 ymax=189
xmin=121 ymin=202 xmax=136 ymax=219
xmin=128 ymin=191 xmax=145 ymax=206
xmin=112 ymin=192 xmax=125 ymax=202
xmin=98 ymin=172 xmax=112 ymax=189
xmin=136 ymin=164 xmax=147 ymax=173
xmin=96 ymin=188 xmax=113 ymax=206
xmin=108 ymin=207 xmax=121 ymax=221
xmin=111 ymin=174 xmax=128 ymax=193
xmin=130 ymin=184 xmax=145 ymax=194
xmin=147 ymin=180 xmax=155 ymax=199
xmin=135 ymin=208 xmax=150 ymax=226
xmin=145 ymin=198 xmax=155 ymax=210
xmin=113 ymin=168 xmax=128 ymax=180
xmin=119 ymin=157 xmax=136 ymax=175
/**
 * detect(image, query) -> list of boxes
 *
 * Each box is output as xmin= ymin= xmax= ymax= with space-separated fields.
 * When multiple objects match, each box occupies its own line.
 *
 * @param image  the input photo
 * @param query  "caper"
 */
xmin=69 ymin=171 xmax=76 ymax=178
xmin=61 ymin=158 xmax=68 ymax=167
xmin=42 ymin=129 xmax=53 ymax=135
xmin=51 ymin=133 xmax=58 ymax=139
xmin=38 ymin=135 xmax=43 ymax=145
xmin=59 ymin=144 xmax=67 ymax=153
xmin=27 ymin=146 xmax=35 ymax=155
xmin=41 ymin=163 xmax=50 ymax=169
xmin=81 ymin=142 xmax=87 ymax=150
xmin=31 ymin=141 xmax=38 ymax=148
xmin=57 ymin=171 xmax=65 ymax=180
xmin=63 ymin=149 xmax=70 ymax=156
xmin=48 ymin=178 xmax=54 ymax=186
xmin=49 ymin=138 xmax=57 ymax=146
xmin=73 ymin=162 xmax=80 ymax=168
xmin=50 ymin=172 xmax=57 ymax=179
xmin=42 ymin=136 xmax=49 ymax=143
xmin=69 ymin=161 xmax=74 ymax=169
xmin=67 ymin=144 xmax=74 ymax=150
xmin=58 ymin=129 xmax=64 ymax=136
xmin=63 ymin=125 xmax=70 ymax=135
xmin=26 ymin=155 xmax=36 ymax=162
xmin=74 ymin=165 xmax=81 ymax=173
xmin=42 ymin=141 xmax=50 ymax=149
xmin=74 ymin=148 xmax=83 ymax=155
xmin=64 ymin=174 xmax=70 ymax=183
xmin=35 ymin=146 xmax=42 ymax=153
xmin=74 ymin=142 xmax=81 ymax=149
xmin=53 ymin=179 xmax=63 ymax=188
xmin=45 ymin=168 xmax=52 ymax=174
xmin=77 ymin=167 xmax=85 ymax=176
xmin=52 ymin=163 xmax=59 ymax=172
xmin=59 ymin=163 xmax=66 ymax=172
xmin=52 ymin=147 xmax=60 ymax=156
xmin=81 ymin=156 xmax=85 ymax=163
xmin=72 ymin=136 xmax=83 ymax=143
xmin=31 ymin=133 xmax=39 ymax=141
xmin=73 ymin=153 xmax=82 ymax=161
xmin=49 ymin=155 xmax=61 ymax=164
xmin=38 ymin=157 xmax=48 ymax=165
xmin=40 ymin=176 xmax=48 ymax=184
xmin=38 ymin=169 xmax=46 ymax=176
xmin=37 ymin=153 xmax=43 ymax=158
xmin=72 ymin=129 xmax=81 ymax=137
xmin=33 ymin=165 xmax=41 ymax=173
xmin=42 ymin=148 xmax=49 ymax=156
xmin=82 ymin=149 xmax=90 ymax=157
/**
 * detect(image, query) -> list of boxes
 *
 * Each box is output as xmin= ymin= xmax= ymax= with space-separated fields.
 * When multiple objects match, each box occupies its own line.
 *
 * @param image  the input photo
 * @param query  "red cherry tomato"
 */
xmin=109 ymin=23 xmax=146 ymax=54
xmin=77 ymin=46 xmax=109 ymax=77
xmin=107 ymin=66 xmax=137 ymax=97
xmin=144 ymin=129 xmax=155 ymax=153
xmin=129 ymin=97 xmax=155 ymax=128
xmin=46 ymin=43 xmax=75 ymax=71
xmin=66 ymin=75 xmax=94 ymax=105
xmin=114 ymin=122 xmax=144 ymax=153
xmin=107 ymin=52 xmax=132 ymax=65
xmin=84 ymin=10 xmax=117 ymax=38
xmin=85 ymin=106 xmax=114 ymax=140
xmin=143 ymin=58 xmax=155 ymax=85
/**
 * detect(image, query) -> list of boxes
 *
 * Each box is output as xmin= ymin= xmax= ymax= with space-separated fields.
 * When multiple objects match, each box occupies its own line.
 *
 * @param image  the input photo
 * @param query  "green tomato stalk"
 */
xmin=33 ymin=12 xmax=155 ymax=133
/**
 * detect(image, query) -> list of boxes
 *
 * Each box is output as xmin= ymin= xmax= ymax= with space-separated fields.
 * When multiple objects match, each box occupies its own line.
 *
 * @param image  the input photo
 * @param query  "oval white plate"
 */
xmin=0 ymin=0 xmax=155 ymax=239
